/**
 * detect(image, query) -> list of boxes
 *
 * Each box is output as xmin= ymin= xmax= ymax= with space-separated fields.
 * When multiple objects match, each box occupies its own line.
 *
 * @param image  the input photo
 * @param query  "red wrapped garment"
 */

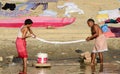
xmin=16 ymin=37 xmax=28 ymax=58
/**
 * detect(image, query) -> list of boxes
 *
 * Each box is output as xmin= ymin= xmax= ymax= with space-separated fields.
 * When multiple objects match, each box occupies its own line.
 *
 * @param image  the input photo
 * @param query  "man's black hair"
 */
xmin=87 ymin=18 xmax=95 ymax=23
xmin=24 ymin=19 xmax=33 ymax=25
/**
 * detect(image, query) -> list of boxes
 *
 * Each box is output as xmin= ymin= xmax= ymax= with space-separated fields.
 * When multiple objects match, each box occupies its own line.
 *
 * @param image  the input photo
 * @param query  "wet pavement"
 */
xmin=0 ymin=59 xmax=120 ymax=74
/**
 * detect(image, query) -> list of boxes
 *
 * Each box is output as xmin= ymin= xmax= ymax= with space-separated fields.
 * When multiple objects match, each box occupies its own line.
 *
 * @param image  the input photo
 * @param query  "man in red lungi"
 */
xmin=16 ymin=19 xmax=36 ymax=74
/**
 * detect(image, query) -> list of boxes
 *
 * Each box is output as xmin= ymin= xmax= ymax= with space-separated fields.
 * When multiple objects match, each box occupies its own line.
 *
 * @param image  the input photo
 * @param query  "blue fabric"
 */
xmin=15 ymin=2 xmax=48 ymax=11
xmin=15 ymin=2 xmax=36 ymax=11
xmin=101 ymin=24 xmax=109 ymax=32
xmin=25 ymin=3 xmax=36 ymax=10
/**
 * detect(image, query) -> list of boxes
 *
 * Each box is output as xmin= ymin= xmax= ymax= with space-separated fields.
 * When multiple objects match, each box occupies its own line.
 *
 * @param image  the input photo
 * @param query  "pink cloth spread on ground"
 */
xmin=104 ymin=27 xmax=120 ymax=38
xmin=103 ymin=28 xmax=115 ymax=38
xmin=0 ymin=16 xmax=76 ymax=28
xmin=16 ymin=37 xmax=28 ymax=58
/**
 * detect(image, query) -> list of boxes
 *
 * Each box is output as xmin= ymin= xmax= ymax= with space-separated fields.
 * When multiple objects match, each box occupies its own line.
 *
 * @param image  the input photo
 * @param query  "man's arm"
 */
xmin=28 ymin=27 xmax=36 ymax=38
xmin=86 ymin=25 xmax=99 ymax=41
xmin=90 ymin=25 xmax=99 ymax=39
xmin=22 ymin=28 xmax=29 ymax=39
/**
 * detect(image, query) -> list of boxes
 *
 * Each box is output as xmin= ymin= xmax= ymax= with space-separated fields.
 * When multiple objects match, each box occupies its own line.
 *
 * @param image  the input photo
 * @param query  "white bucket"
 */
xmin=37 ymin=53 xmax=48 ymax=64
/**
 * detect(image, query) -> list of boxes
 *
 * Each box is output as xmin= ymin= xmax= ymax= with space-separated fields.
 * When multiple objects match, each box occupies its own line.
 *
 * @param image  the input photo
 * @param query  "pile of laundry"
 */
xmin=99 ymin=17 xmax=120 ymax=38
xmin=96 ymin=8 xmax=120 ymax=23
xmin=103 ymin=26 xmax=120 ymax=38
xmin=105 ymin=17 xmax=120 ymax=24
xmin=57 ymin=2 xmax=84 ymax=17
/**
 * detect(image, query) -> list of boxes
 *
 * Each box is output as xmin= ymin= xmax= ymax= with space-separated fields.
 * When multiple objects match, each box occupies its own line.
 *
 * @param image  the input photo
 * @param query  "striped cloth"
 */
xmin=28 ymin=0 xmax=58 ymax=3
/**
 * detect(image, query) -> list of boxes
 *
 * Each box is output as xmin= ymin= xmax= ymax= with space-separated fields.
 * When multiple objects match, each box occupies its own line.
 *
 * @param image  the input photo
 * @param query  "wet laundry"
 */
xmin=57 ymin=2 xmax=84 ymax=17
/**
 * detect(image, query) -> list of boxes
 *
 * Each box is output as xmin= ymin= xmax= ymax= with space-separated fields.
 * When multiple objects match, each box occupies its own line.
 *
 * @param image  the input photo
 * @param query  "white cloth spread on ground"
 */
xmin=36 ymin=37 xmax=86 ymax=44
xmin=57 ymin=2 xmax=84 ymax=17
xmin=108 ymin=9 xmax=120 ymax=19
xmin=39 ymin=10 xmax=57 ymax=17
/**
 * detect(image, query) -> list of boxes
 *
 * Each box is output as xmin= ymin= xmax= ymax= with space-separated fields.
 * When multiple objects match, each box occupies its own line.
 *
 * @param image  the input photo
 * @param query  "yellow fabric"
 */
xmin=96 ymin=14 xmax=109 ymax=22
xmin=96 ymin=14 xmax=108 ymax=19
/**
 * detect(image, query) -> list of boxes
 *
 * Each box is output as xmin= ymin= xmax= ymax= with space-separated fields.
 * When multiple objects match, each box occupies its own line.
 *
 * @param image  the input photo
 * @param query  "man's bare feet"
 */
xmin=91 ymin=63 xmax=96 ymax=73
xmin=19 ymin=71 xmax=27 ymax=74
xmin=91 ymin=63 xmax=95 ymax=66
xmin=99 ymin=63 xmax=103 ymax=72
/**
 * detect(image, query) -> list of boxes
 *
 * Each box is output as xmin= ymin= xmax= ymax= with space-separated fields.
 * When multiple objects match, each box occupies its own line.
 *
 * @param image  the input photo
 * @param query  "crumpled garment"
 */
xmin=39 ymin=10 xmax=57 ymax=17
xmin=57 ymin=2 xmax=84 ymax=17
xmin=100 ymin=24 xmax=109 ymax=32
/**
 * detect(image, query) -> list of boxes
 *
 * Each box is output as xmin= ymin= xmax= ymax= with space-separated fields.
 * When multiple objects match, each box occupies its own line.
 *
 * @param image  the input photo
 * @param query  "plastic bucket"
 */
xmin=37 ymin=53 xmax=48 ymax=64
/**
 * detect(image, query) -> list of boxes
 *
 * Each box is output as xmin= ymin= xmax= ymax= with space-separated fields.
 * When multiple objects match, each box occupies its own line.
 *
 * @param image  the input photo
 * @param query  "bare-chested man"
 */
xmin=86 ymin=19 xmax=108 ymax=65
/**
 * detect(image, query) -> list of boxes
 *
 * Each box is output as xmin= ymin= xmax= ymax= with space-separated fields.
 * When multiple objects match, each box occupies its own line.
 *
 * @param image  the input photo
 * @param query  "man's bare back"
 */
xmin=91 ymin=24 xmax=103 ymax=37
